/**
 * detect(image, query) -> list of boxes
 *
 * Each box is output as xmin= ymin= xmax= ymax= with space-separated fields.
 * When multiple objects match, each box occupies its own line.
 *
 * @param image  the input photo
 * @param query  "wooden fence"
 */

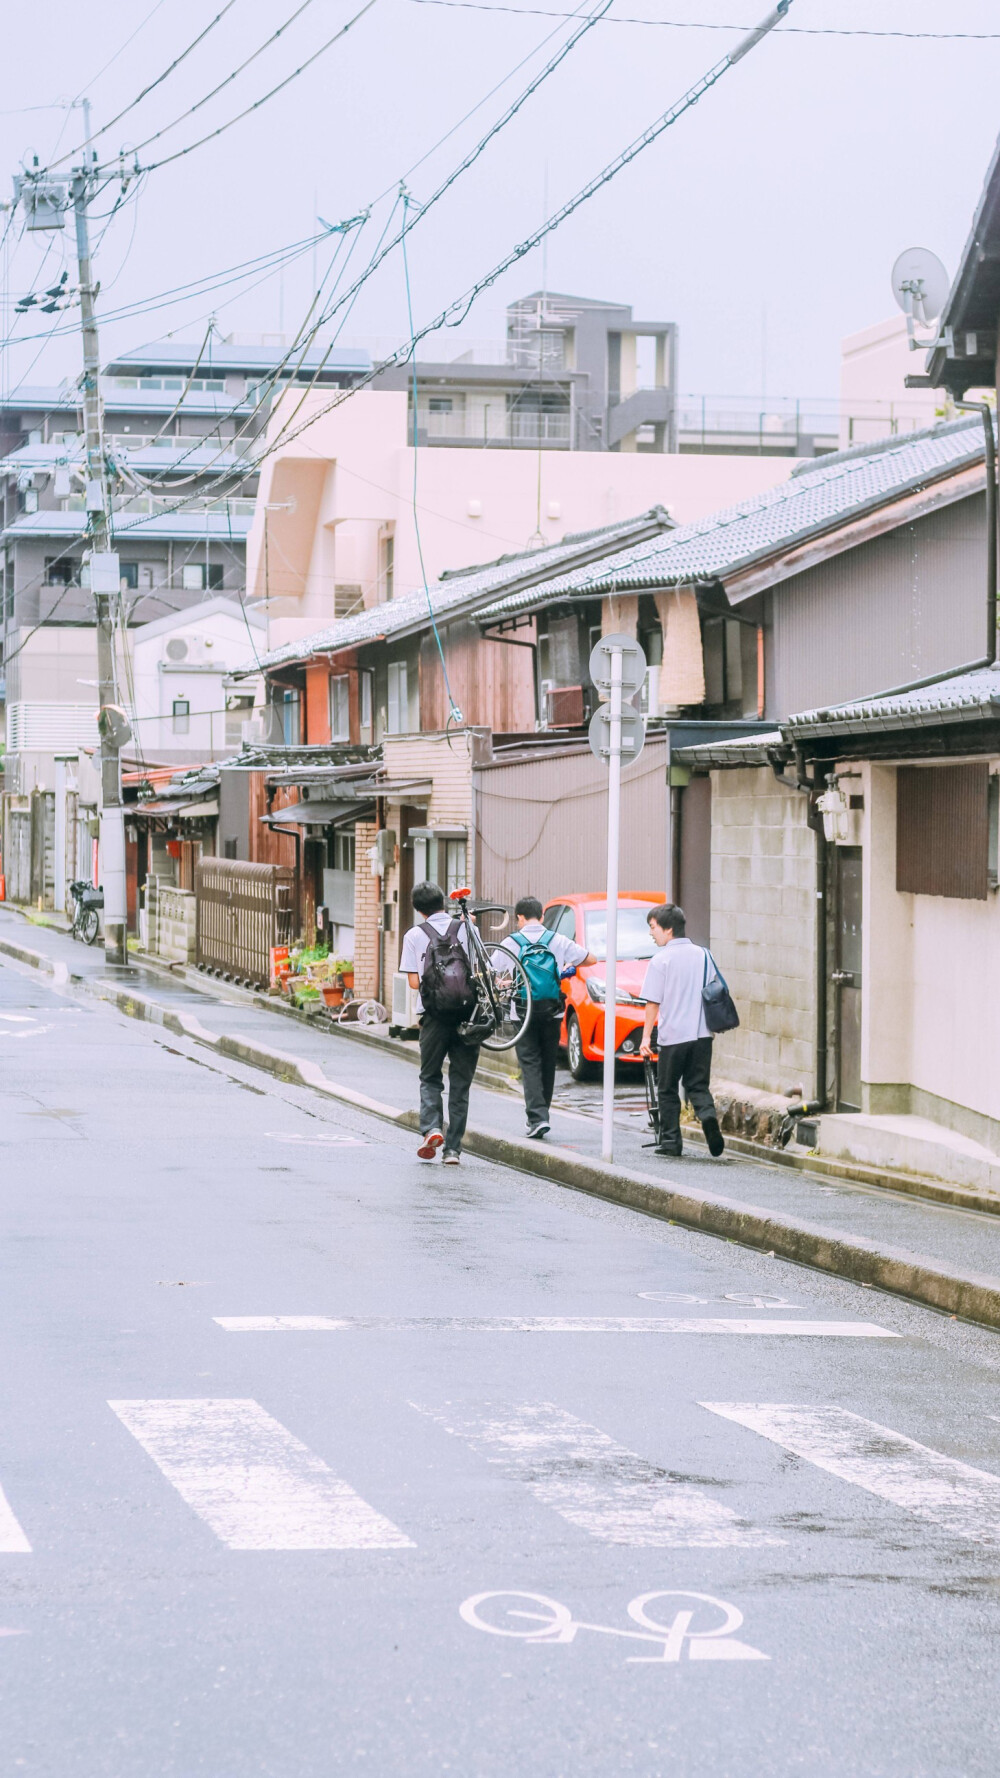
xmin=195 ymin=859 xmax=296 ymax=988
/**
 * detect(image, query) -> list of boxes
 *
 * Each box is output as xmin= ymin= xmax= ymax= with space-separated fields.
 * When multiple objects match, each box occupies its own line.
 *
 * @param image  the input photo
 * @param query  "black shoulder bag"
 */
xmin=702 ymin=950 xmax=740 ymax=1034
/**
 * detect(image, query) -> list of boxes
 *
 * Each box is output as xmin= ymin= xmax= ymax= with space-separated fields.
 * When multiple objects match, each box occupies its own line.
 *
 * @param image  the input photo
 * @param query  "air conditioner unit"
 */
xmin=392 ymin=972 xmax=420 ymax=1026
xmin=546 ymin=684 xmax=585 ymax=727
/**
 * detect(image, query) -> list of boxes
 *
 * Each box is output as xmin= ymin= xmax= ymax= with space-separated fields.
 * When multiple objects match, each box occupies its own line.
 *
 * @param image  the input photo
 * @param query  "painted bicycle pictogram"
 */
xmin=460 ymin=1590 xmax=769 ymax=1664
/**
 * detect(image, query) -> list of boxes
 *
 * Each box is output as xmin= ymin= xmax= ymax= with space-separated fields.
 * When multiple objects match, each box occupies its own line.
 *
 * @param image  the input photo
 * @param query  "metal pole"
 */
xmin=664 ymin=727 xmax=672 ymax=902
xmin=601 ymin=647 xmax=623 ymax=1162
xmin=54 ymin=756 xmax=67 ymax=915
xmin=71 ymin=112 xmax=127 ymax=965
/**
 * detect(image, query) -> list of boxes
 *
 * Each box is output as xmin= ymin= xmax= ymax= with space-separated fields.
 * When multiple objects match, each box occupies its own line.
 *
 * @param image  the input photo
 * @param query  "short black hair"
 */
xmin=412 ymin=880 xmax=446 ymax=915
xmin=515 ymin=895 xmax=543 ymax=920
xmin=649 ymin=902 xmax=686 ymax=936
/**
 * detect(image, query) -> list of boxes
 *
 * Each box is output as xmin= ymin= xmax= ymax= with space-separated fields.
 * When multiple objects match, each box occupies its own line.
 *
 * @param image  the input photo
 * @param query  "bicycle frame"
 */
xmin=448 ymin=891 xmax=511 ymax=1026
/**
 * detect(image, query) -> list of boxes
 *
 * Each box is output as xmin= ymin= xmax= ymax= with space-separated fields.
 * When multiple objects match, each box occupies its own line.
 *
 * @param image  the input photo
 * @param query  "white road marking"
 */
xmin=215 ymin=1315 xmax=896 ymax=1337
xmin=0 ymin=1015 xmax=36 ymax=1023
xmin=108 ymin=1399 xmax=414 ymax=1551
xmin=264 ymin=1131 xmax=368 ymax=1146
xmin=703 ymin=1404 xmax=1000 ymax=1544
xmin=415 ymin=1401 xmax=782 ymax=1547
xmin=0 ymin=1484 xmax=31 ymax=1553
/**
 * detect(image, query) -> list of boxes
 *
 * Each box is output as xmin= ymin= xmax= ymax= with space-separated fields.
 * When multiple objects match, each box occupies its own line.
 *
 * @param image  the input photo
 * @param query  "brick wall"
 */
xmin=708 ymin=767 xmax=815 ymax=1096
xmin=353 ymin=821 xmax=380 ymax=999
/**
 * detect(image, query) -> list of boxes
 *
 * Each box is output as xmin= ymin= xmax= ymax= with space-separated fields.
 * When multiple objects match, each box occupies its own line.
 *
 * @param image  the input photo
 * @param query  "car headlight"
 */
xmin=585 ymin=979 xmax=606 ymax=1003
xmin=586 ymin=980 xmax=646 ymax=1007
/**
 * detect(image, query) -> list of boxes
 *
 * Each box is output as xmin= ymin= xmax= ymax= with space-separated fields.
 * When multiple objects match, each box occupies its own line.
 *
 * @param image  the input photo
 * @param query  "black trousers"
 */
xmin=514 ymin=998 xmax=562 ymax=1125
xmin=656 ymin=1036 xmax=717 ymax=1148
xmin=418 ymin=1013 xmax=480 ymax=1153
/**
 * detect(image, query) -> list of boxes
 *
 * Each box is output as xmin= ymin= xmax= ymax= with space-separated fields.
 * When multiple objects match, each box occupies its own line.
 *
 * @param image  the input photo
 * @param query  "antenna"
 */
xmin=891 ymin=247 xmax=950 ymax=350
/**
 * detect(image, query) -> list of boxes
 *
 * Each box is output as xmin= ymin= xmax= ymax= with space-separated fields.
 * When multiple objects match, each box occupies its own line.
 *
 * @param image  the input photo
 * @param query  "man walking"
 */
xmin=496 ymin=896 xmax=593 ymax=1139
xmin=638 ymin=903 xmax=725 ymax=1159
xmin=400 ymin=880 xmax=479 ymax=1165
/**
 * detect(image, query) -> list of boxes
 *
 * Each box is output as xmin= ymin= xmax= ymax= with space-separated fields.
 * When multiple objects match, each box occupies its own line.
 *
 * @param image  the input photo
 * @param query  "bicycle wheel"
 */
xmin=80 ymin=907 xmax=100 ymax=946
xmin=478 ymin=942 xmax=532 ymax=1051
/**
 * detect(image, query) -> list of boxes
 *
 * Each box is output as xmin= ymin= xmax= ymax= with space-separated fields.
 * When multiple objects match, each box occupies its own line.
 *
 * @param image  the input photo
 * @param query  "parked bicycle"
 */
xmin=446 ymin=888 xmax=532 ymax=1051
xmin=68 ymin=879 xmax=103 ymax=946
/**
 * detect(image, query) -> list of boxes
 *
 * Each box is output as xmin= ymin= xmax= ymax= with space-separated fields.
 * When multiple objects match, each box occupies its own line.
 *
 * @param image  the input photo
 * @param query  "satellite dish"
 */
xmin=891 ymin=247 xmax=950 ymax=327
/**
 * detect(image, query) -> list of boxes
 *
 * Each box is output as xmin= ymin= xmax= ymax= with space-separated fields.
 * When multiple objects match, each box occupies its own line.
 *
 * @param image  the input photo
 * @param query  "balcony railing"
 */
xmin=413 ymin=407 xmax=572 ymax=446
xmin=62 ymin=493 xmax=257 ymax=517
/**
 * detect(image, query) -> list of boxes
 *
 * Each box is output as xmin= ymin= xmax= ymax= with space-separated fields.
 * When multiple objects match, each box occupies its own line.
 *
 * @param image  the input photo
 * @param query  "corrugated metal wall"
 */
xmin=769 ymin=494 xmax=986 ymax=718
xmin=896 ymin=763 xmax=989 ymax=900
xmin=474 ymin=738 xmax=667 ymax=907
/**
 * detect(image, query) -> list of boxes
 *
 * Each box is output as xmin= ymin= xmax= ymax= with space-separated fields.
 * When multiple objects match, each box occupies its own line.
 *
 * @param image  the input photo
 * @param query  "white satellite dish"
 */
xmin=891 ymin=247 xmax=950 ymax=328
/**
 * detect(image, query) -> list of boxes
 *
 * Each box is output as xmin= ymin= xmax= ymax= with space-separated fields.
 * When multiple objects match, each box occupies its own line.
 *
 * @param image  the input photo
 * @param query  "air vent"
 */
xmin=165 ymin=638 xmax=188 ymax=661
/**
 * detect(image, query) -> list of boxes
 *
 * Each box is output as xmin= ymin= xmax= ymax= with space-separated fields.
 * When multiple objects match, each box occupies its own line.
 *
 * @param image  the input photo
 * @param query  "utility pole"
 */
xmin=16 ymin=106 xmax=129 ymax=964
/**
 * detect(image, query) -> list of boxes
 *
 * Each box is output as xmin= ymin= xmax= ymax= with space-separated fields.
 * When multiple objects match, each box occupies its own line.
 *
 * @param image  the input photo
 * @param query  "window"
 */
xmin=381 ymin=532 xmax=394 ymax=601
xmin=225 ymin=694 xmax=254 ymax=747
xmin=541 ymin=903 xmax=564 ymax=931
xmin=897 ymin=764 xmax=991 ymax=900
xmin=331 ymin=830 xmax=356 ymax=873
xmin=182 ymin=563 xmax=205 ymax=592
xmin=360 ymin=669 xmax=374 ymax=741
xmin=556 ymin=906 xmax=577 ymax=940
xmin=207 ymin=563 xmax=224 ymax=591
xmin=428 ymin=397 xmax=453 ymax=414
xmin=119 ymin=562 xmax=139 ymax=590
xmin=386 ymin=660 xmax=408 ymax=734
xmin=584 ymin=907 xmax=655 ymax=961
xmin=443 ymin=838 xmax=467 ymax=896
xmin=172 ymin=698 xmax=190 ymax=736
xmin=329 ymin=673 xmax=350 ymax=741
xmin=44 ymin=557 xmax=79 ymax=587
xmin=281 ymin=690 xmax=301 ymax=746
xmin=702 ymin=617 xmax=743 ymax=709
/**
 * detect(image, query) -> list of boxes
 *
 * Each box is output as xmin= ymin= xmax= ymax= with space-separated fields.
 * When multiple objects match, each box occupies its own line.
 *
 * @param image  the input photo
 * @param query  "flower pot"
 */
xmin=321 ymin=984 xmax=345 ymax=1007
xmin=339 ymin=970 xmax=354 ymax=991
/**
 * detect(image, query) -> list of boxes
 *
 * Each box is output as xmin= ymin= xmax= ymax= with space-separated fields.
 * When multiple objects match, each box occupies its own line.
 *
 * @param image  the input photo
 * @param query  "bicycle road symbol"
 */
xmin=460 ymin=1590 xmax=769 ymax=1664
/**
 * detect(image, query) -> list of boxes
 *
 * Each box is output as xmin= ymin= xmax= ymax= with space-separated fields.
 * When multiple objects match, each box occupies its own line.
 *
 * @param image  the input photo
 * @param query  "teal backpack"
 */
xmin=511 ymin=929 xmax=562 ymax=1001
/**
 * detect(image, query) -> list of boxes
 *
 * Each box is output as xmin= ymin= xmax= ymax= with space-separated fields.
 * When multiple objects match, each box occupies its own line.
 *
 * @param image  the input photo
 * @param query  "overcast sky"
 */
xmin=2 ymin=0 xmax=999 ymax=408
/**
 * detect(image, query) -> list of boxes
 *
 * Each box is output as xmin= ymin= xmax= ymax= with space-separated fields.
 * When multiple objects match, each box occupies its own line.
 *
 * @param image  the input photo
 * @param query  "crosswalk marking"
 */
xmin=216 ymin=1315 xmax=897 ymax=1337
xmin=702 ymin=1404 xmax=1000 ymax=1545
xmin=0 ymin=1483 xmax=30 ymax=1553
xmin=108 ymin=1399 xmax=414 ymax=1552
xmin=414 ymin=1401 xmax=783 ymax=1548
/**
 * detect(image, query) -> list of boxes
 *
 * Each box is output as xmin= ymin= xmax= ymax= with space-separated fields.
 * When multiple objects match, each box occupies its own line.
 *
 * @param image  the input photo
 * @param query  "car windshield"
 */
xmin=584 ymin=907 xmax=656 ymax=961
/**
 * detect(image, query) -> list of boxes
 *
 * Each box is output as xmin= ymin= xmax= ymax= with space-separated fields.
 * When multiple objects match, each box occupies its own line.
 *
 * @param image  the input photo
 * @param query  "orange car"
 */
xmin=541 ymin=892 xmax=662 ymax=1080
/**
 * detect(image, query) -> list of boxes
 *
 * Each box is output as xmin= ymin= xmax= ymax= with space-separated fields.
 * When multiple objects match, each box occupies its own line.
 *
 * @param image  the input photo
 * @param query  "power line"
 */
xmin=113 ymin=0 xmax=798 ymax=539
xmin=408 ymin=0 xmax=1000 ymax=36
xmin=68 ymin=0 xmax=172 ymax=106
xmin=127 ymin=0 xmax=381 ymax=176
xmin=45 ymin=0 xmax=242 ymax=171
xmin=110 ymin=0 xmax=323 ymax=166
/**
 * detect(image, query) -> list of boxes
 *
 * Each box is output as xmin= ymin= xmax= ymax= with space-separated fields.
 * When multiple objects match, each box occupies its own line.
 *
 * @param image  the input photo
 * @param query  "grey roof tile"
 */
xmin=478 ymin=418 xmax=984 ymax=619
xmin=785 ymin=663 xmax=1000 ymax=737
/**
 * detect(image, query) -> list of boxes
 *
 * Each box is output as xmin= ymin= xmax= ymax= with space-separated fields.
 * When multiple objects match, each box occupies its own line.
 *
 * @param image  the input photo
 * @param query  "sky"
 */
xmin=1 ymin=0 xmax=999 ymax=409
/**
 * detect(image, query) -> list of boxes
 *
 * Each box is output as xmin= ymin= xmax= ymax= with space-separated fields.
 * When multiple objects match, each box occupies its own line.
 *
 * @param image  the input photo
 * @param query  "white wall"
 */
xmin=131 ymin=602 xmax=264 ymax=759
xmin=860 ymin=760 xmax=1000 ymax=1140
xmin=246 ymin=389 xmax=803 ymax=656
xmin=839 ymin=317 xmax=941 ymax=449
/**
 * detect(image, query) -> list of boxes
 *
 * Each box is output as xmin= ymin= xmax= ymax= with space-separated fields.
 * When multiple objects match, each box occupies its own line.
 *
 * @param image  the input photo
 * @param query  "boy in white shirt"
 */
xmin=494 ymin=896 xmax=593 ymax=1138
xmin=399 ymin=880 xmax=478 ymax=1165
xmin=638 ymin=902 xmax=725 ymax=1160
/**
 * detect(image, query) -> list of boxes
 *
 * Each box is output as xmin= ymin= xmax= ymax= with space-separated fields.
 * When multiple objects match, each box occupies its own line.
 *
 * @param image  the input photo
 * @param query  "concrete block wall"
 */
xmin=153 ymin=885 xmax=197 ymax=965
xmin=353 ymin=821 xmax=380 ymax=999
xmin=708 ymin=767 xmax=815 ymax=1095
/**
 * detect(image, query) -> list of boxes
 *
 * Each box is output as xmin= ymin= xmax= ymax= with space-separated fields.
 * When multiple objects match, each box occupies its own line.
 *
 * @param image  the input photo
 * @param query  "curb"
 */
xmin=7 ymin=926 xmax=1000 ymax=1331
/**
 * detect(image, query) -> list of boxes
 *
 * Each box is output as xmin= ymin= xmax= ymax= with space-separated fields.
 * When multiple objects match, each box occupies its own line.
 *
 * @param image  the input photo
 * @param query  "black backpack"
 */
xmin=421 ymin=919 xmax=475 ymax=1019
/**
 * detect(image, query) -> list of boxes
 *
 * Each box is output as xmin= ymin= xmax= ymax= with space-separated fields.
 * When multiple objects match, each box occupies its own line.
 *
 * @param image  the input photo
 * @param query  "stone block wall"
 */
xmin=152 ymin=883 xmax=197 ymax=964
xmin=708 ymin=767 xmax=815 ymax=1095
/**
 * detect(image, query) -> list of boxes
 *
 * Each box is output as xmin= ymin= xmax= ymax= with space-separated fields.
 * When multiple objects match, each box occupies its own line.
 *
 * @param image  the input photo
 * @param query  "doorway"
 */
xmin=833 ymin=846 xmax=862 ymax=1111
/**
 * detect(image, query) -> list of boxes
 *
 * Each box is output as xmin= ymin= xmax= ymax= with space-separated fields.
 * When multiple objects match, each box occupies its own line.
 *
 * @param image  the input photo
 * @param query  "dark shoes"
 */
xmin=703 ymin=1116 xmax=725 ymax=1158
xmin=654 ymin=1140 xmax=682 ymax=1158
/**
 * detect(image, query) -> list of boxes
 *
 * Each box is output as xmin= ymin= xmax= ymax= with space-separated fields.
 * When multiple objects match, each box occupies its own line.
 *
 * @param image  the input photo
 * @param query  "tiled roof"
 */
xmin=477 ymin=418 xmax=984 ymax=620
xmin=250 ymin=507 xmax=672 ymax=671
xmin=674 ymin=730 xmax=784 ymax=767
xmin=785 ymin=663 xmax=1000 ymax=737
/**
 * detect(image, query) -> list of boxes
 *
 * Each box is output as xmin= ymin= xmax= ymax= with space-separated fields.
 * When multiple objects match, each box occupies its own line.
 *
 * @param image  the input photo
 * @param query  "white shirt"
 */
xmin=494 ymin=919 xmax=589 ymax=990
xmin=399 ymin=910 xmax=471 ymax=1015
xmin=641 ymin=937 xmax=713 ymax=1045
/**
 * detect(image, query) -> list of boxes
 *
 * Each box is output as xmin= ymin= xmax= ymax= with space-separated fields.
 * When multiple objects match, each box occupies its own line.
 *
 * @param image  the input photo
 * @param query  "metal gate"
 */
xmin=195 ymin=859 xmax=295 ymax=988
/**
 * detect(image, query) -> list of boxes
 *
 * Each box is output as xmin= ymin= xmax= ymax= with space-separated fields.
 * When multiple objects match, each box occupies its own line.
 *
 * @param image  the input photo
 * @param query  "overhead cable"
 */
xmin=107 ymin=0 xmax=323 ymax=165
xmin=113 ymin=0 xmax=796 ymax=537
xmin=126 ymin=0 xmax=380 ymax=176
xmin=45 ymin=0 xmax=242 ymax=170
xmin=409 ymin=0 xmax=1000 ymax=35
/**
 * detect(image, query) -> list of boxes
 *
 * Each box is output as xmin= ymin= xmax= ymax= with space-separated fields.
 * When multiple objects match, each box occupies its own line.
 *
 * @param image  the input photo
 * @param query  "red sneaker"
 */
xmin=417 ymin=1130 xmax=444 ymax=1160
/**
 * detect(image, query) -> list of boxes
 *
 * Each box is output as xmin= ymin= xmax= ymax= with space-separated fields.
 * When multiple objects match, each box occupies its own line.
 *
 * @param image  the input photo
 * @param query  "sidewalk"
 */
xmin=5 ymin=904 xmax=1000 ymax=1331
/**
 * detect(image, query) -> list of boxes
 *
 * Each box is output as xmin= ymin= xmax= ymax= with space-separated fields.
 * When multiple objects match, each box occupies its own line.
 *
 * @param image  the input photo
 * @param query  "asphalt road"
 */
xmin=3 ymin=953 xmax=1000 ymax=1778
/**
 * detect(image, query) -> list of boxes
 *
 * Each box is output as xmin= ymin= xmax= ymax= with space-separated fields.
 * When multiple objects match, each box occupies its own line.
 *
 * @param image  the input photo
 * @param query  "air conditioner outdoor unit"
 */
xmin=392 ymin=972 xmax=420 ymax=1027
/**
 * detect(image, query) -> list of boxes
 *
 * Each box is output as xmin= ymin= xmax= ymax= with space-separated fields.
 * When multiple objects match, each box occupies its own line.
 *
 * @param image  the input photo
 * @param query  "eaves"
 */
xmin=722 ymin=460 xmax=985 ymax=606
